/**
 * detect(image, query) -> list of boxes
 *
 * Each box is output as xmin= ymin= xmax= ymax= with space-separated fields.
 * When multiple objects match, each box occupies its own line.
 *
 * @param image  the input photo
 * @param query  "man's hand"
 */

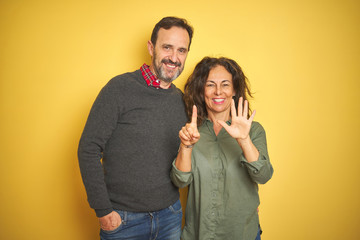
xmin=99 ymin=211 xmax=122 ymax=231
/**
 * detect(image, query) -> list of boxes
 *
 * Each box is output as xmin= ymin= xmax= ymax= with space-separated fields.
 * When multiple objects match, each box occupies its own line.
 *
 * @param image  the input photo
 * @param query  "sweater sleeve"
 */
xmin=78 ymin=80 xmax=119 ymax=217
xmin=240 ymin=122 xmax=274 ymax=184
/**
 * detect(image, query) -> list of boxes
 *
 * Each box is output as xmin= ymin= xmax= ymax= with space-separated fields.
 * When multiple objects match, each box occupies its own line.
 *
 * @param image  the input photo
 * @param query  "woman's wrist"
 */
xmin=179 ymin=142 xmax=194 ymax=151
xmin=236 ymin=135 xmax=251 ymax=145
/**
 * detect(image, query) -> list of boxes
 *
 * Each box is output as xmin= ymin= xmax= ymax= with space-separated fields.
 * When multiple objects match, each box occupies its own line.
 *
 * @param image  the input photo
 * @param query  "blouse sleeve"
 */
xmin=170 ymin=159 xmax=194 ymax=188
xmin=240 ymin=122 xmax=274 ymax=184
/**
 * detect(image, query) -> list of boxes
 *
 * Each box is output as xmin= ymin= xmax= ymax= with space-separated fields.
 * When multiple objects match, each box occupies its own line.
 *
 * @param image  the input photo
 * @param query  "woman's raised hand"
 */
xmin=218 ymin=97 xmax=256 ymax=141
xmin=179 ymin=105 xmax=200 ymax=146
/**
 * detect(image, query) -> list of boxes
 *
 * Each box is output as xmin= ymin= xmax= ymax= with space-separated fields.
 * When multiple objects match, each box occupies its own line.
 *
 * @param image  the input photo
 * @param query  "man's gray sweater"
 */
xmin=78 ymin=69 xmax=187 ymax=217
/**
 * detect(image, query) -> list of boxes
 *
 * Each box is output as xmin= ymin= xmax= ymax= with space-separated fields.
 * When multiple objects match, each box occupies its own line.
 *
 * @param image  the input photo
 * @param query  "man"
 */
xmin=78 ymin=17 xmax=194 ymax=239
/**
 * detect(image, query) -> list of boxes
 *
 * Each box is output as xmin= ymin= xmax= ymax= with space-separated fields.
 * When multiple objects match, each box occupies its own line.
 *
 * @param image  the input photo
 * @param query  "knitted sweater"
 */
xmin=78 ymin=69 xmax=187 ymax=217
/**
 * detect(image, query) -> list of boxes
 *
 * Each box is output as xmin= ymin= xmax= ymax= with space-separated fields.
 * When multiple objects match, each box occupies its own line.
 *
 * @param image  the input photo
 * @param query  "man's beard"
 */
xmin=152 ymin=53 xmax=184 ymax=83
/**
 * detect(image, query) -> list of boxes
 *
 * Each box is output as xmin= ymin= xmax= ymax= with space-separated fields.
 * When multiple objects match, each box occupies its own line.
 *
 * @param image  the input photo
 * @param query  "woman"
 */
xmin=171 ymin=57 xmax=273 ymax=240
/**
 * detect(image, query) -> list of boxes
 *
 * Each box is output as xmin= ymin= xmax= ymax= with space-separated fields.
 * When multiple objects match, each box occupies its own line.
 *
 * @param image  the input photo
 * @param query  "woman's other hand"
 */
xmin=218 ymin=97 xmax=255 ymax=141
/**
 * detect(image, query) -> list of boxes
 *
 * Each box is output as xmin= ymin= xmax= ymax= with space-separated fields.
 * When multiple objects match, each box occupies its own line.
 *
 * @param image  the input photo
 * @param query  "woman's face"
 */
xmin=204 ymin=65 xmax=235 ymax=117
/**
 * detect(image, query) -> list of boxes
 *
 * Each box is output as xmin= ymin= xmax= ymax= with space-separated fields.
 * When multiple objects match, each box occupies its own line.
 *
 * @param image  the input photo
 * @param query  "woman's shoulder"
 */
xmin=250 ymin=121 xmax=266 ymax=134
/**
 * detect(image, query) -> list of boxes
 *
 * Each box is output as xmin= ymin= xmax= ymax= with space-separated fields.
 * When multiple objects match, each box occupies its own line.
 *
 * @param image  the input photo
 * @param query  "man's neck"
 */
xmin=160 ymin=81 xmax=171 ymax=89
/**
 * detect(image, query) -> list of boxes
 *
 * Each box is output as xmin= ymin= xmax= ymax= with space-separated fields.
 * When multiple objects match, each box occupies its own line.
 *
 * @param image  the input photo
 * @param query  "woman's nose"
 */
xmin=215 ymin=86 xmax=221 ymax=95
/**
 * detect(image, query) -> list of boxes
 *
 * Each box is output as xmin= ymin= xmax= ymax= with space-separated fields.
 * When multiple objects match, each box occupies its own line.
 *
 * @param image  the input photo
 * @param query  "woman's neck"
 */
xmin=207 ymin=110 xmax=231 ymax=136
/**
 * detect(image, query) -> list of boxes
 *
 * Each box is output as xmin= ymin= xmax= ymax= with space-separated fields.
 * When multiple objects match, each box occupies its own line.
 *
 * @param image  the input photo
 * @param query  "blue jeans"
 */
xmin=100 ymin=199 xmax=182 ymax=240
xmin=255 ymin=225 xmax=262 ymax=240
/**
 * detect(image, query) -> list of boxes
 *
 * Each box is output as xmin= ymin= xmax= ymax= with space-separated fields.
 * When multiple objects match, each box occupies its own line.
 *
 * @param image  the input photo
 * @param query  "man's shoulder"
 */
xmin=99 ymin=69 xmax=142 ymax=92
xmin=169 ymin=83 xmax=184 ymax=96
xmin=97 ymin=69 xmax=142 ymax=97
xmin=109 ymin=69 xmax=142 ymax=85
xmin=174 ymin=87 xmax=185 ymax=96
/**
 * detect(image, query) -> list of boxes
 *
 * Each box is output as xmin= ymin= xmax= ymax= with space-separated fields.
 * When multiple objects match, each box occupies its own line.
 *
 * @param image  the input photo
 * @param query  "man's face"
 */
xmin=148 ymin=27 xmax=190 ymax=84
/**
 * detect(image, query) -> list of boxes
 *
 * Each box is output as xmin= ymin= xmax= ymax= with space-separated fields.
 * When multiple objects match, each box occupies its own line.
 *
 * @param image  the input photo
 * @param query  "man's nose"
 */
xmin=169 ymin=50 xmax=178 ymax=63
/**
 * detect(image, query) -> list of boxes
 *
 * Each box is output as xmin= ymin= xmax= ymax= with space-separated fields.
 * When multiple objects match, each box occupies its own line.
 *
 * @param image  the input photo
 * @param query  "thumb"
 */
xmin=217 ymin=120 xmax=230 ymax=133
xmin=249 ymin=109 xmax=256 ymax=122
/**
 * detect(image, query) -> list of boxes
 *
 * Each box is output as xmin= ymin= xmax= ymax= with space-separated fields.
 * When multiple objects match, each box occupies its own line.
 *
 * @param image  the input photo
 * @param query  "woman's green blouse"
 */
xmin=171 ymin=120 xmax=274 ymax=240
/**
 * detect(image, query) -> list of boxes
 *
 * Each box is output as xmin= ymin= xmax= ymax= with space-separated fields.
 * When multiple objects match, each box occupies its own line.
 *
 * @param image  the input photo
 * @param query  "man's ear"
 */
xmin=147 ymin=40 xmax=154 ymax=57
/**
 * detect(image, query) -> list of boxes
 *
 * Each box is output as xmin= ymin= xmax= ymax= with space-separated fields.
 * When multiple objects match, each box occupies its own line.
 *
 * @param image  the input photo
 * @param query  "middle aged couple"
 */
xmin=78 ymin=16 xmax=274 ymax=240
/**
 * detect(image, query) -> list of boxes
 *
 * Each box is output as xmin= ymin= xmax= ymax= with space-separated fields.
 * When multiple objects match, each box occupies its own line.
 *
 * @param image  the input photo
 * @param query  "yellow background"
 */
xmin=1 ymin=0 xmax=359 ymax=239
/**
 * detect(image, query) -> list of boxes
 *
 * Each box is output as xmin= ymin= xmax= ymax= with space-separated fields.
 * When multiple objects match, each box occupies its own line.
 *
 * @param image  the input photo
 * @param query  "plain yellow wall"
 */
xmin=1 ymin=0 xmax=359 ymax=239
